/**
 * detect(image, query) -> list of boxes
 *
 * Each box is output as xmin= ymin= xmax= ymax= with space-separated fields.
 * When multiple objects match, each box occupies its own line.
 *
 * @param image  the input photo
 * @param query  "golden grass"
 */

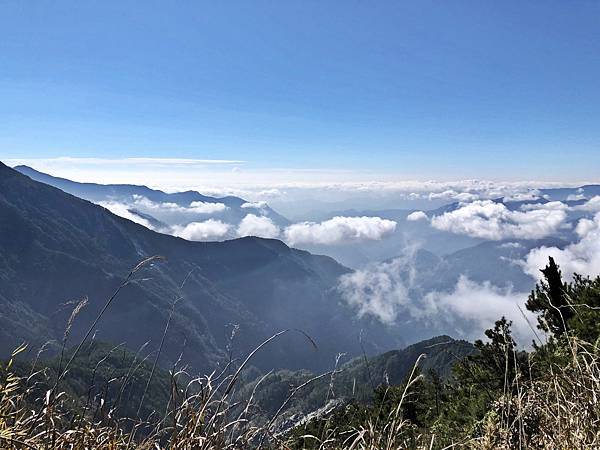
xmin=473 ymin=338 xmax=600 ymax=450
xmin=2 ymin=334 xmax=600 ymax=449
xmin=2 ymin=257 xmax=599 ymax=449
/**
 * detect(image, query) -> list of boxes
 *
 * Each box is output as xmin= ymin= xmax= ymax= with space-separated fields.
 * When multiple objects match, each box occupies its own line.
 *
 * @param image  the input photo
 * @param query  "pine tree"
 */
xmin=526 ymin=256 xmax=574 ymax=336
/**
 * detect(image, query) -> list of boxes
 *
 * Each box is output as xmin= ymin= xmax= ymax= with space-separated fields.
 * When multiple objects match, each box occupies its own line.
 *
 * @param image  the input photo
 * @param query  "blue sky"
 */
xmin=2 ymin=1 xmax=600 ymax=181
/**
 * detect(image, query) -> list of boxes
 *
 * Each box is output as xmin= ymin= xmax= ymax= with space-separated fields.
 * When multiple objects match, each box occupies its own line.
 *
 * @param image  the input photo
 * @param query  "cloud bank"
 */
xmin=241 ymin=201 xmax=269 ymax=210
xmin=95 ymin=193 xmax=400 ymax=246
xmin=237 ymin=214 xmax=280 ymax=239
xmin=406 ymin=211 xmax=428 ymax=222
xmin=98 ymin=201 xmax=154 ymax=229
xmin=338 ymin=254 xmax=417 ymax=324
xmin=172 ymin=220 xmax=231 ymax=241
xmin=420 ymin=277 xmax=533 ymax=343
xmin=9 ymin=158 xmax=591 ymax=206
xmin=188 ymin=201 xmax=229 ymax=214
xmin=285 ymin=216 xmax=397 ymax=246
xmin=132 ymin=195 xmax=228 ymax=214
xmin=338 ymin=253 xmax=535 ymax=343
xmin=430 ymin=200 xmax=568 ymax=240
xmin=575 ymin=196 xmax=600 ymax=213
xmin=524 ymin=212 xmax=600 ymax=281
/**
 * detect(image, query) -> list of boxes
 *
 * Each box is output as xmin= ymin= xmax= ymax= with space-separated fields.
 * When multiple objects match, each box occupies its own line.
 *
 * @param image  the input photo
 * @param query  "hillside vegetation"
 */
xmin=1 ymin=256 xmax=600 ymax=448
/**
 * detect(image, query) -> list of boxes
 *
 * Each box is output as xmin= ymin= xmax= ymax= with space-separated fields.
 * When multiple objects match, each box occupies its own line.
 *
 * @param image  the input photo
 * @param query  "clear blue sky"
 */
xmin=2 ymin=1 xmax=600 ymax=180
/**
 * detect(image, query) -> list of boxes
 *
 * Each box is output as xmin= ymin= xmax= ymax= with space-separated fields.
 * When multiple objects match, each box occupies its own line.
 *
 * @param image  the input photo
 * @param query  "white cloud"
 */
xmin=338 ymin=253 xmax=535 ymax=343
xmin=98 ymin=201 xmax=154 ymax=229
xmin=523 ymin=213 xmax=600 ymax=281
xmin=237 ymin=214 xmax=280 ymax=238
xmin=502 ymin=191 xmax=542 ymax=202
xmin=338 ymin=253 xmax=417 ymax=325
xmin=454 ymin=192 xmax=479 ymax=202
xmin=421 ymin=277 xmax=534 ymax=343
xmin=8 ymin=158 xmax=596 ymax=218
xmin=575 ymin=196 xmax=600 ymax=212
xmin=9 ymin=157 xmax=589 ymax=198
xmin=172 ymin=220 xmax=231 ymax=241
xmin=406 ymin=211 xmax=428 ymax=222
xmin=132 ymin=195 xmax=227 ymax=214
xmin=427 ymin=190 xmax=457 ymax=200
xmin=575 ymin=217 xmax=597 ymax=237
xmin=567 ymin=188 xmax=586 ymax=201
xmin=98 ymin=197 xmax=232 ymax=240
xmin=241 ymin=201 xmax=269 ymax=210
xmin=519 ymin=201 xmax=569 ymax=211
xmin=428 ymin=190 xmax=479 ymax=202
xmin=430 ymin=200 xmax=568 ymax=240
xmin=256 ymin=189 xmax=284 ymax=198
xmin=499 ymin=242 xmax=523 ymax=249
xmin=188 ymin=201 xmax=228 ymax=214
xmin=284 ymin=216 xmax=397 ymax=246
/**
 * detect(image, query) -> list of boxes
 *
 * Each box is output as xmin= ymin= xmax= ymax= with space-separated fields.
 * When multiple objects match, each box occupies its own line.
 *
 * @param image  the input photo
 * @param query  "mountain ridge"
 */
xmin=0 ymin=161 xmax=402 ymax=374
xmin=13 ymin=164 xmax=290 ymax=233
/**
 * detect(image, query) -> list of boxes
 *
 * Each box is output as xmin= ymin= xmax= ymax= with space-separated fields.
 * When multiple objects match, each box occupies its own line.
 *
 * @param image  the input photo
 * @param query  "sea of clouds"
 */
xmin=338 ymin=196 xmax=600 ymax=345
xmin=9 ymin=158 xmax=600 ymax=346
xmin=98 ymin=186 xmax=600 ymax=346
xmin=100 ymin=195 xmax=398 ymax=245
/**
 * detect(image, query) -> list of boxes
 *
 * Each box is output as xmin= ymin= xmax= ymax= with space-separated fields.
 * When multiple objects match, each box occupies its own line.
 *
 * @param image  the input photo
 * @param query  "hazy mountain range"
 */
xmin=0 ymin=162 xmax=401 ymax=374
xmin=14 ymin=165 xmax=290 ymax=237
xmin=4 ymin=162 xmax=600 ymax=371
xmin=14 ymin=164 xmax=588 ymax=269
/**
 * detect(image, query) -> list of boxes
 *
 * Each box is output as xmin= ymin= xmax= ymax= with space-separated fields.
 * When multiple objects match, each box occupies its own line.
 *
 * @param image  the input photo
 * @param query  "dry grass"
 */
xmin=0 ymin=341 xmax=266 ymax=449
xmin=2 ymin=257 xmax=600 ymax=449
xmin=473 ymin=337 xmax=600 ymax=450
xmin=2 ymin=333 xmax=600 ymax=449
xmin=0 ymin=343 xmax=427 ymax=450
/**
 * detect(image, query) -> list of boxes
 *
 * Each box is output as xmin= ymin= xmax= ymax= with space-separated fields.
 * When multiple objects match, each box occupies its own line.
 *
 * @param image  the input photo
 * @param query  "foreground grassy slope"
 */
xmin=11 ymin=341 xmax=172 ymax=423
xmin=3 ymin=257 xmax=599 ymax=448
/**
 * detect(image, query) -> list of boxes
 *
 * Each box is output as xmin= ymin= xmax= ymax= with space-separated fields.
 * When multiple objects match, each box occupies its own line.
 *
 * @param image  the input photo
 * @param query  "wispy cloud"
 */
xmin=98 ymin=201 xmax=155 ymax=229
xmin=338 ymin=250 xmax=536 ymax=344
xmin=421 ymin=277 xmax=534 ymax=344
xmin=338 ymin=251 xmax=418 ymax=324
xmin=6 ymin=157 xmax=245 ymax=166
